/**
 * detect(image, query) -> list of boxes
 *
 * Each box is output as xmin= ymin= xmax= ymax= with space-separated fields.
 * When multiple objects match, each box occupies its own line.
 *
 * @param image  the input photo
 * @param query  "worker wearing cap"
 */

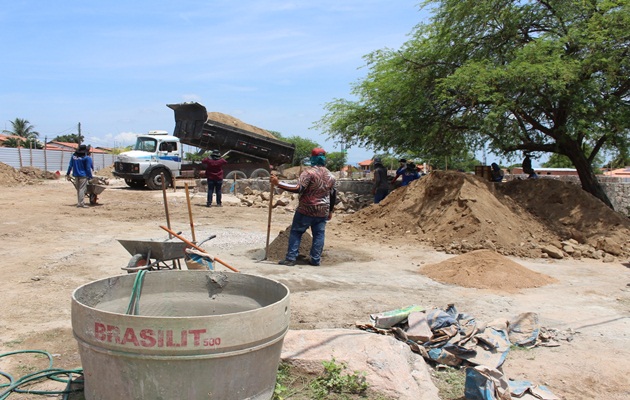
xmin=66 ymin=144 xmax=93 ymax=208
xmin=270 ymin=148 xmax=337 ymax=267
xmin=391 ymin=158 xmax=407 ymax=185
xmin=201 ymin=150 xmax=227 ymax=207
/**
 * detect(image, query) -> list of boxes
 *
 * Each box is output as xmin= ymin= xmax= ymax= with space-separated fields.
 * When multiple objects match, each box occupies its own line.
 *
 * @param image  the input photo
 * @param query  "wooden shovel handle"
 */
xmin=159 ymin=225 xmax=240 ymax=272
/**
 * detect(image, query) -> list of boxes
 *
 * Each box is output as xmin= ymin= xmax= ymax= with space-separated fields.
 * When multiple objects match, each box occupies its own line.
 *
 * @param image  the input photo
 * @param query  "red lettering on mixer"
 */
xmin=93 ymin=322 xmax=221 ymax=348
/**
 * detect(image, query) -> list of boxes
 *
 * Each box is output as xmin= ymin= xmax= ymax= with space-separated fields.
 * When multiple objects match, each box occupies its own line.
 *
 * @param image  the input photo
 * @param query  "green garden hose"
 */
xmin=0 ymin=350 xmax=83 ymax=399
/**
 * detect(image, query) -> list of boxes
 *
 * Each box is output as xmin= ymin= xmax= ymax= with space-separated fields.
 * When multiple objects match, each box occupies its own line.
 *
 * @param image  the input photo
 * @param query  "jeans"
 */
xmin=374 ymin=188 xmax=389 ymax=204
xmin=207 ymin=179 xmax=223 ymax=205
xmin=286 ymin=211 xmax=327 ymax=264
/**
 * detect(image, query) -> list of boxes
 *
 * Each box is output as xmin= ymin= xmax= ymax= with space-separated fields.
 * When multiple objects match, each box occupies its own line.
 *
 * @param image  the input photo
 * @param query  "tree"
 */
xmin=54 ymin=133 xmax=84 ymax=144
xmin=2 ymin=137 xmax=25 ymax=148
xmin=317 ymin=0 xmax=629 ymax=209
xmin=3 ymin=118 xmax=40 ymax=141
xmin=542 ymin=153 xmax=574 ymax=169
xmin=284 ymin=136 xmax=320 ymax=166
xmin=325 ymin=151 xmax=347 ymax=171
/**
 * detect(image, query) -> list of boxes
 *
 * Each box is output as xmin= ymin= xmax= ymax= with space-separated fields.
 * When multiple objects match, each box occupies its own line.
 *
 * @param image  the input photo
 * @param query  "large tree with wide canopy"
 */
xmin=317 ymin=0 xmax=629 ymax=208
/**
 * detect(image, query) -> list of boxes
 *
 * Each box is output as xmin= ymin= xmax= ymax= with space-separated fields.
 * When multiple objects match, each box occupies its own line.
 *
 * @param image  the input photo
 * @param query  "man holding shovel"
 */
xmin=270 ymin=148 xmax=337 ymax=267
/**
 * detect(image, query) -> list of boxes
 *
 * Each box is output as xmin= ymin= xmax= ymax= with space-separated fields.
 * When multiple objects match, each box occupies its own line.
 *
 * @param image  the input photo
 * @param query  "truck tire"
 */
xmin=147 ymin=169 xmax=170 ymax=190
xmin=225 ymin=171 xmax=247 ymax=180
xmin=250 ymin=168 xmax=270 ymax=178
xmin=125 ymin=179 xmax=145 ymax=189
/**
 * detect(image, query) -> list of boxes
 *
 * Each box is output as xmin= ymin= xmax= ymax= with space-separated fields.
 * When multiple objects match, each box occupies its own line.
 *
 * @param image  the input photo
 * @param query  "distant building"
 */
xmin=358 ymin=159 xmax=374 ymax=172
xmin=603 ymin=167 xmax=630 ymax=178
xmin=45 ymin=141 xmax=108 ymax=154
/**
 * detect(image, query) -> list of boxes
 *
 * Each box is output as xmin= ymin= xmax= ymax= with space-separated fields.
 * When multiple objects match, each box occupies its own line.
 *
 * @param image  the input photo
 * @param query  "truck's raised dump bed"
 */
xmin=167 ymin=102 xmax=295 ymax=166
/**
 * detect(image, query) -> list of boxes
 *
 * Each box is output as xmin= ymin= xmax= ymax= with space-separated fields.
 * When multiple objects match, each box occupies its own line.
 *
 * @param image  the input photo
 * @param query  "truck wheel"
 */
xmin=125 ymin=179 xmax=145 ymax=189
xmin=250 ymin=168 xmax=270 ymax=178
xmin=225 ymin=171 xmax=247 ymax=180
xmin=147 ymin=169 xmax=170 ymax=190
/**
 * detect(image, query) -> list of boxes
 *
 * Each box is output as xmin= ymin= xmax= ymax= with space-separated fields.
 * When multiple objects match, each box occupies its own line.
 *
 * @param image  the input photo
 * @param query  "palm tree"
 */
xmin=2 ymin=137 xmax=25 ymax=148
xmin=3 ymin=118 xmax=40 ymax=141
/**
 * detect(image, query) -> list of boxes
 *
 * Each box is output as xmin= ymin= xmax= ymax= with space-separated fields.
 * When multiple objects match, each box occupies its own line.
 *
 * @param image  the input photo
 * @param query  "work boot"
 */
xmin=309 ymin=260 xmax=320 ymax=266
xmin=278 ymin=259 xmax=296 ymax=266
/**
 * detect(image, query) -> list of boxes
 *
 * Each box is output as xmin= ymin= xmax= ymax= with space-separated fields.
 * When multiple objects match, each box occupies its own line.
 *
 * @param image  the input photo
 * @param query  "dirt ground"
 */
xmin=0 ymin=168 xmax=629 ymax=399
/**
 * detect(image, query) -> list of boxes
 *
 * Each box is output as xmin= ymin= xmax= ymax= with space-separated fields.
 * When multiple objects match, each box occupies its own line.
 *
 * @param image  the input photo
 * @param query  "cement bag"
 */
xmin=185 ymin=248 xmax=214 ymax=270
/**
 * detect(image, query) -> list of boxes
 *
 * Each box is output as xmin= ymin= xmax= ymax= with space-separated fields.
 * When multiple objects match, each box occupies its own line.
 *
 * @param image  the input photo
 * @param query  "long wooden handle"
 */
xmin=159 ymin=225 xmax=240 ymax=272
xmin=161 ymin=173 xmax=172 ymax=238
xmin=184 ymin=183 xmax=196 ymax=242
xmin=265 ymin=183 xmax=275 ymax=260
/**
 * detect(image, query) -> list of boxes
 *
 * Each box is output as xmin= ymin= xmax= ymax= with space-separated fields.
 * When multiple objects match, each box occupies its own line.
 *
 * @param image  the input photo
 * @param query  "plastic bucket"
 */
xmin=71 ymin=270 xmax=290 ymax=400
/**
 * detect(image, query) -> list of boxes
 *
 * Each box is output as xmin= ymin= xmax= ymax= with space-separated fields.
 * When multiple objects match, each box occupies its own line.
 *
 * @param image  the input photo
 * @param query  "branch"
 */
xmin=588 ymin=133 xmax=609 ymax=164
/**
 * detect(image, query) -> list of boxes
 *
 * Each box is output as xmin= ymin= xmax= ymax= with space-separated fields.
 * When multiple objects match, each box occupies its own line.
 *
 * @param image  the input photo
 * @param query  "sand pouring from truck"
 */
xmin=112 ymin=103 xmax=296 ymax=189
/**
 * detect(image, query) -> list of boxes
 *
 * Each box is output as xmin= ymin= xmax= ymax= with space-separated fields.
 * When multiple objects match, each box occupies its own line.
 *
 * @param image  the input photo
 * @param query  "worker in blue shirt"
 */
xmin=401 ymin=162 xmax=420 ymax=186
xmin=66 ymin=144 xmax=93 ymax=208
xmin=391 ymin=158 xmax=407 ymax=185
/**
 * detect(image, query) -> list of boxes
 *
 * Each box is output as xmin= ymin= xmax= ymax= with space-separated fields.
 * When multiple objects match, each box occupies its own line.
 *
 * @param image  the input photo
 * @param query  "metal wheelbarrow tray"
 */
xmin=118 ymin=239 xmax=188 ymax=272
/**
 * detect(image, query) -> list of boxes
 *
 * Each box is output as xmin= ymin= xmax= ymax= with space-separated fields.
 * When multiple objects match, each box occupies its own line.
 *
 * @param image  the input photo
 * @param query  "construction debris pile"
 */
xmin=344 ymin=170 xmax=630 ymax=260
xmin=360 ymin=304 xmax=566 ymax=400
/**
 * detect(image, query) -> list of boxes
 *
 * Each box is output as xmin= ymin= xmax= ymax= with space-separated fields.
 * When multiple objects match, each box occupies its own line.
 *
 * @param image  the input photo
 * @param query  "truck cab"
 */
xmin=113 ymin=131 xmax=182 ymax=189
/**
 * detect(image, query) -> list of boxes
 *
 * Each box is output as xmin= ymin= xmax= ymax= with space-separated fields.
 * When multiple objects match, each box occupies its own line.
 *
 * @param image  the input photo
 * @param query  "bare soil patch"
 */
xmin=0 ymin=169 xmax=629 ymax=399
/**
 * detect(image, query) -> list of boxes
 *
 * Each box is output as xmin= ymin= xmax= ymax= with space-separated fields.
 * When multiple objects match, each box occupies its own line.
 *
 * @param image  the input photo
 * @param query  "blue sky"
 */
xmin=1 ymin=1 xmax=431 ymax=165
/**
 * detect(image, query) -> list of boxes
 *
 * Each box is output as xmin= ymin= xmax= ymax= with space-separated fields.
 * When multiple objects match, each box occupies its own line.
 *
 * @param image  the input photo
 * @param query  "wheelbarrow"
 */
xmin=86 ymin=180 xmax=107 ymax=205
xmin=118 ymin=238 xmax=188 ymax=272
xmin=68 ymin=176 xmax=107 ymax=205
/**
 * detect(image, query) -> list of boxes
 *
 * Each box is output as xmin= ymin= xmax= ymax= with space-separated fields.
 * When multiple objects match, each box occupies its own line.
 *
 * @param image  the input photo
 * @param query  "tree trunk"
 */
xmin=566 ymin=146 xmax=613 ymax=209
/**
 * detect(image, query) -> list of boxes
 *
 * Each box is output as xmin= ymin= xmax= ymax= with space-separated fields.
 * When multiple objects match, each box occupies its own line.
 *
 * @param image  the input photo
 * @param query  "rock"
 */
xmin=541 ymin=245 xmax=564 ymax=259
xmin=596 ymin=237 xmax=622 ymax=256
xmin=274 ymin=198 xmax=290 ymax=207
xmin=602 ymin=254 xmax=616 ymax=263
xmin=281 ymin=329 xmax=440 ymax=400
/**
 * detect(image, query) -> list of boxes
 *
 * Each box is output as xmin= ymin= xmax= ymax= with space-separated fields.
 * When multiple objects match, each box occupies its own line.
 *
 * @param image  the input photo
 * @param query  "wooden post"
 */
xmin=43 ymin=136 xmax=48 ymax=172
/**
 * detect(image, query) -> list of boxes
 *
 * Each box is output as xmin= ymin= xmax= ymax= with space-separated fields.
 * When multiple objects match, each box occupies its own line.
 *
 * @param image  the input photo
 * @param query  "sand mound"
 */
xmin=0 ymin=163 xmax=45 ymax=186
xmin=421 ymin=250 xmax=557 ymax=292
xmin=266 ymin=226 xmax=313 ymax=262
xmin=207 ymin=112 xmax=276 ymax=139
xmin=343 ymin=170 xmax=630 ymax=258
xmin=496 ymin=179 xmax=630 ymax=249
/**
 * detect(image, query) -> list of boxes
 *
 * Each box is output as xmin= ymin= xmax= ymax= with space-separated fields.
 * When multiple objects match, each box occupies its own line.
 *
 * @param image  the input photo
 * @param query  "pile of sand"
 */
xmin=420 ymin=250 xmax=557 ymax=292
xmin=0 ymin=163 xmax=44 ymax=186
xmin=266 ymin=226 xmax=313 ymax=262
xmin=343 ymin=171 xmax=630 ymax=258
xmin=208 ymin=112 xmax=277 ymax=140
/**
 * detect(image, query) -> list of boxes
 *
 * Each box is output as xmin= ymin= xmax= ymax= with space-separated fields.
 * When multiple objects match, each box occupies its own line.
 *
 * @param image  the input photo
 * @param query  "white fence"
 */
xmin=0 ymin=147 xmax=116 ymax=173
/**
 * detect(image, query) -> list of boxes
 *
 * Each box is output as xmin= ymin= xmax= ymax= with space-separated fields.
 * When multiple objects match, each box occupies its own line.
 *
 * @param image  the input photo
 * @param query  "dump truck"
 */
xmin=167 ymin=101 xmax=295 ymax=172
xmin=112 ymin=103 xmax=295 ymax=189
